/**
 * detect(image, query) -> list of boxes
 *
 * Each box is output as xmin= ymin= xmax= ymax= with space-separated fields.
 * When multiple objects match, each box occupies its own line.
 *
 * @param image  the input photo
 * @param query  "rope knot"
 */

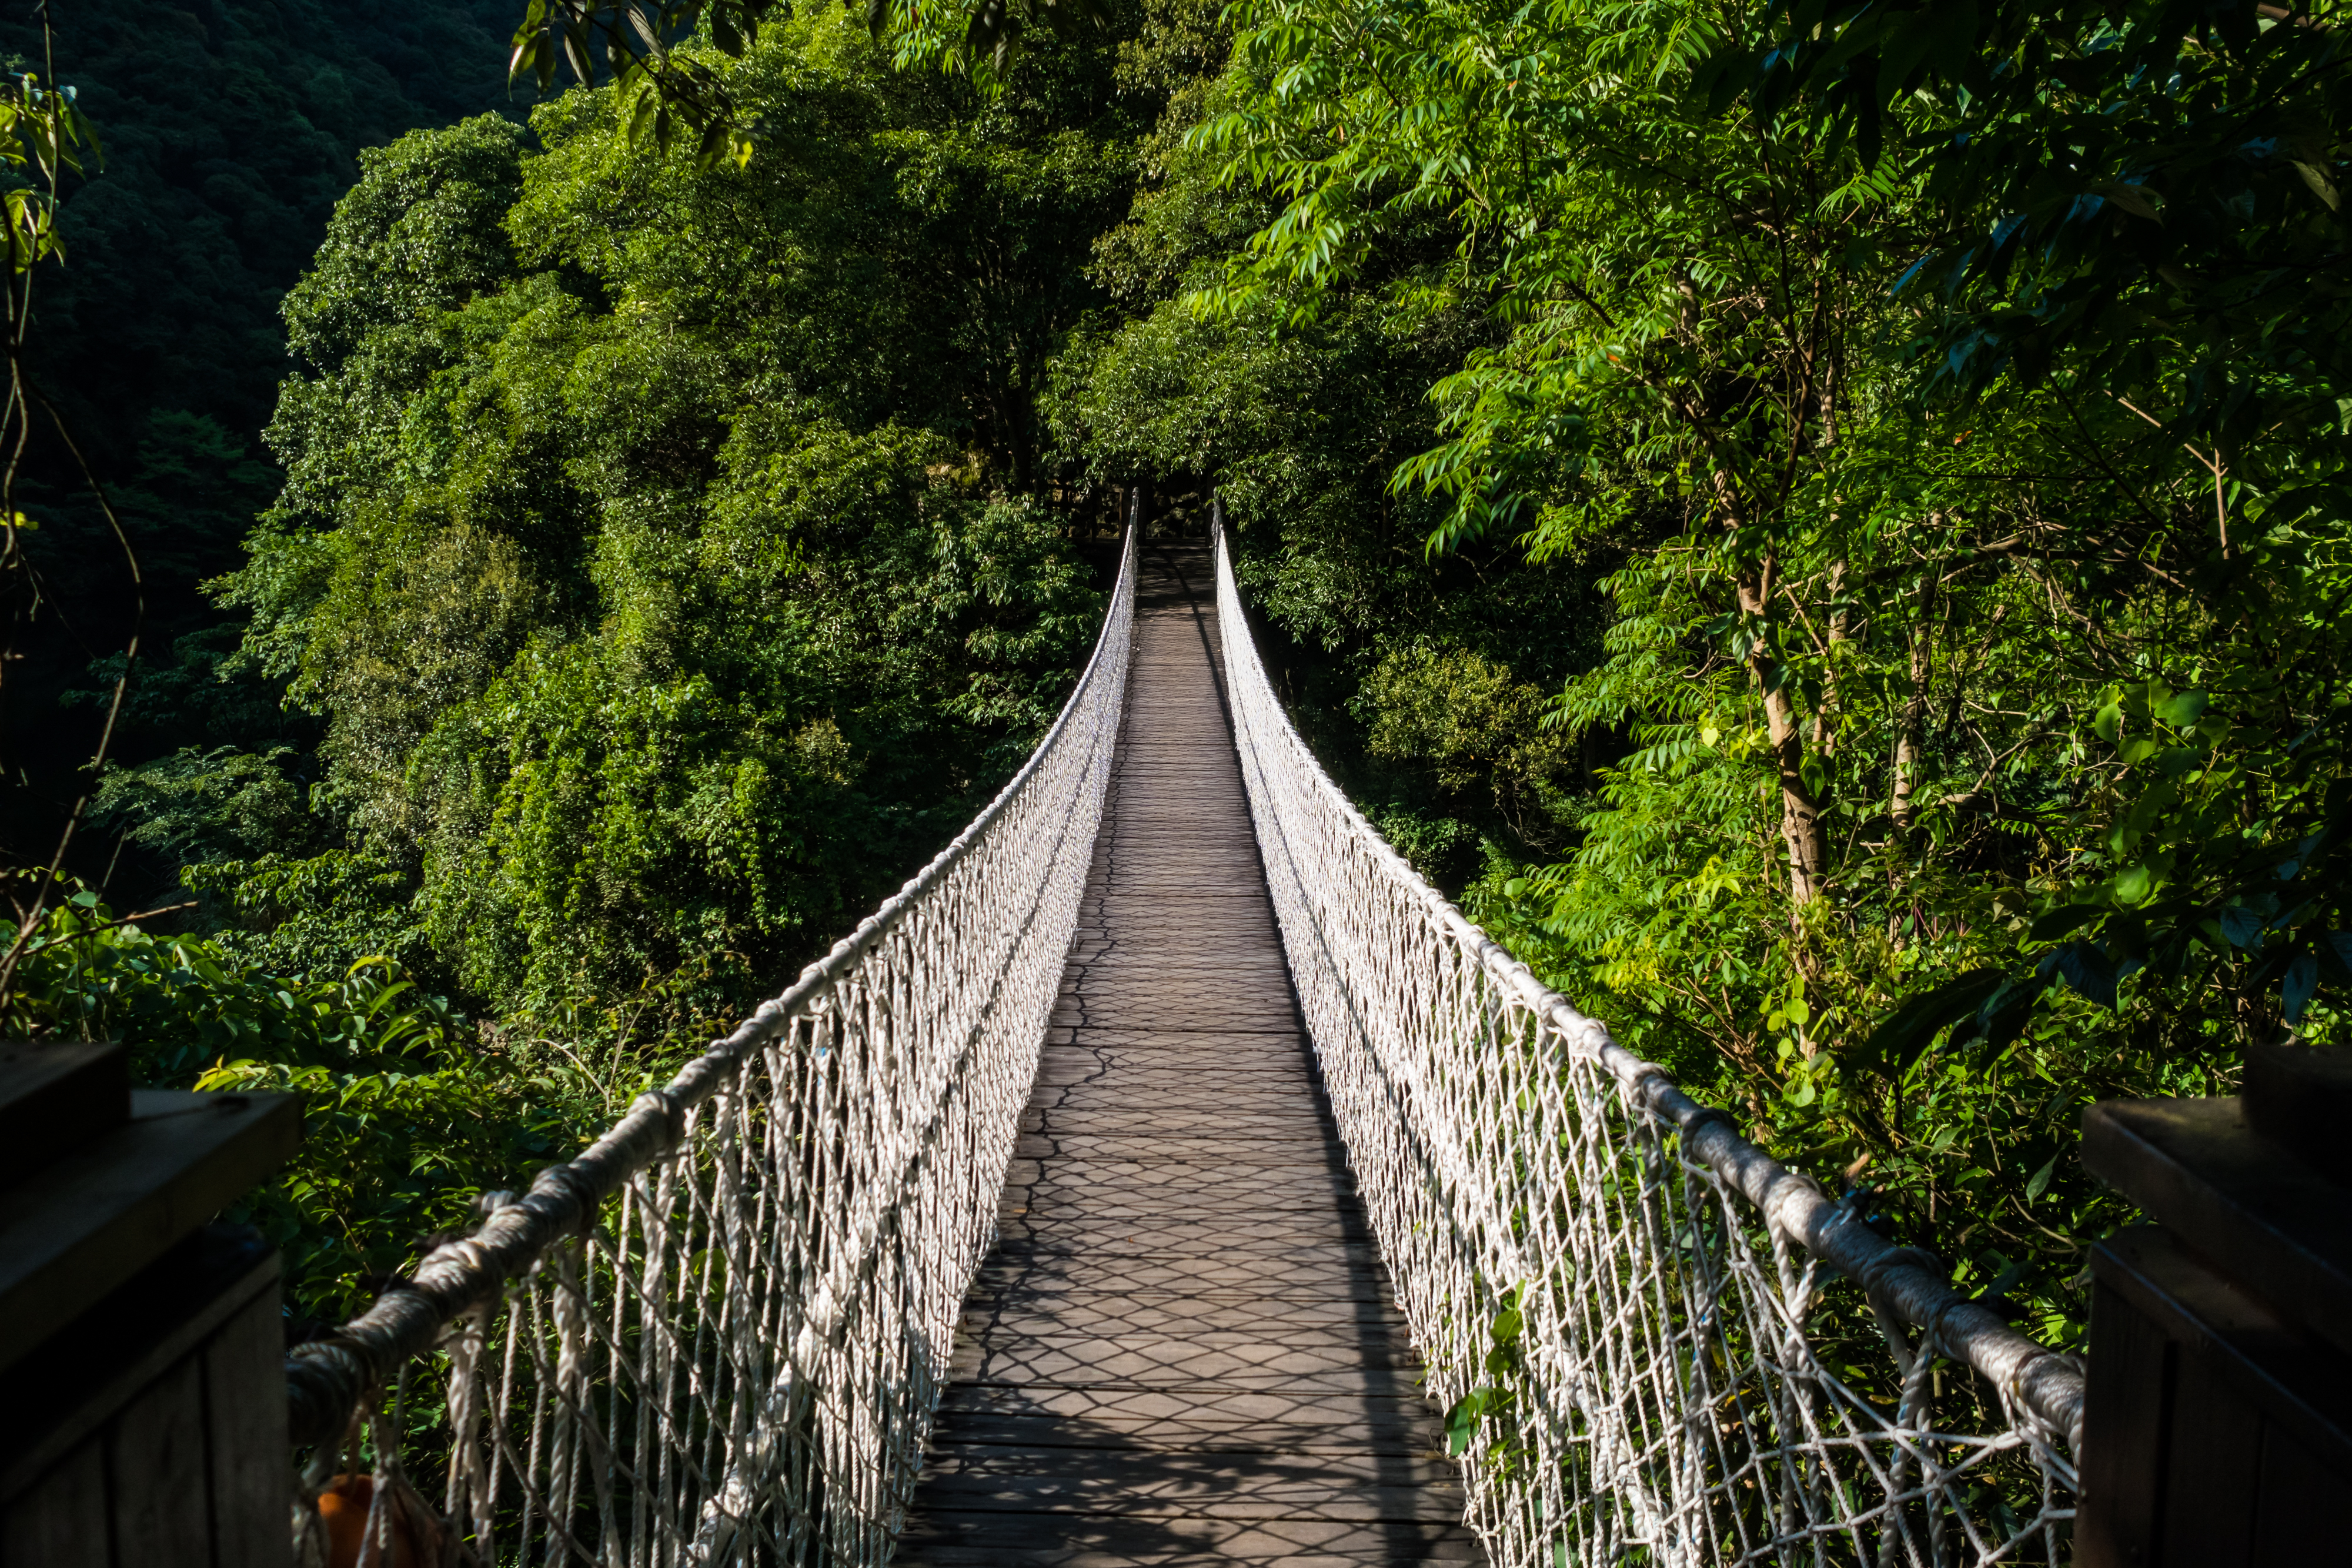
xmin=629 ymin=1088 xmax=687 ymax=1156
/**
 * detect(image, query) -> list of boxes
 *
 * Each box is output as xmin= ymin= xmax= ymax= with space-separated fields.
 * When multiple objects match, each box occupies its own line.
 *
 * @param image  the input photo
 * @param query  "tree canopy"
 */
xmin=6 ymin=0 xmax=2348 ymax=1362
xmin=1134 ymin=0 xmax=2352 ymax=1351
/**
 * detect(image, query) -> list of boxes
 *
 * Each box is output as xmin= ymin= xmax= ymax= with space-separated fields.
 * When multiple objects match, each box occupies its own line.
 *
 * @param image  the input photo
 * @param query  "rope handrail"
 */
xmin=286 ymin=524 xmax=1139 ymax=1566
xmin=1212 ymin=521 xmax=2080 ymax=1566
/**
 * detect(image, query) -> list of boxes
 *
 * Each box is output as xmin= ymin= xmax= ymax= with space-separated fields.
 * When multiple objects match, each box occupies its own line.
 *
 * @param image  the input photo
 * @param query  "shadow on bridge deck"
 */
xmin=898 ymin=544 xmax=1485 ymax=1567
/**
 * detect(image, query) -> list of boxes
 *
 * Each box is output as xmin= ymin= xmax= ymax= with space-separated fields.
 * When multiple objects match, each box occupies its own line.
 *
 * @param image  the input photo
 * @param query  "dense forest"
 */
xmin=4 ymin=0 xmax=2347 ymax=1392
xmin=0 ymin=0 xmax=542 ymax=835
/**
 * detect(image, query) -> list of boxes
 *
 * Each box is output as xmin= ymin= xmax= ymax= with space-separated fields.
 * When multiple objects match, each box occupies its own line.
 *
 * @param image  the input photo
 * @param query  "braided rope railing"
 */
xmin=1212 ymin=524 xmax=2082 ymax=1567
xmin=285 ymin=525 xmax=1138 ymax=1566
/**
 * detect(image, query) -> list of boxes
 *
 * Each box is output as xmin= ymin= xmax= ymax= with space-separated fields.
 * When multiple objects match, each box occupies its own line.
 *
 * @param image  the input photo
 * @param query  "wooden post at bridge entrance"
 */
xmin=0 ymin=1042 xmax=302 ymax=1568
xmin=2076 ymin=1039 xmax=2352 ymax=1564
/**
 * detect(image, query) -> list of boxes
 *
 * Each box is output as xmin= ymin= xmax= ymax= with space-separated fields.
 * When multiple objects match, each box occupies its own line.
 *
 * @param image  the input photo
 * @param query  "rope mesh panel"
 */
xmin=288 ymin=529 xmax=1138 ymax=1567
xmin=1212 ymin=527 xmax=2081 ymax=1568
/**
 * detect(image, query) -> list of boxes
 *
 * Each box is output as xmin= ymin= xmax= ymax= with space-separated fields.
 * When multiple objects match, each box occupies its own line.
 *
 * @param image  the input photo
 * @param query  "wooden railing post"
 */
xmin=2077 ymin=1041 xmax=2352 ymax=1564
xmin=0 ymin=1044 xmax=303 ymax=1568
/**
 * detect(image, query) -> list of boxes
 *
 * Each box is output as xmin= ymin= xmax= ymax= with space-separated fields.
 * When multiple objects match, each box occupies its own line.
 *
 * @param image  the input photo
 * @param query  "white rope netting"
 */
xmin=286 ymin=527 xmax=1138 ymax=1567
xmin=1211 ymin=526 xmax=2083 ymax=1568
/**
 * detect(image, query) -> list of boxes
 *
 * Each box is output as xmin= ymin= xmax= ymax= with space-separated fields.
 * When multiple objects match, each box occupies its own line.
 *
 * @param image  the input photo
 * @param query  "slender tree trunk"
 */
xmin=1815 ymin=558 xmax=1849 ymax=755
xmin=1889 ymin=554 xmax=1939 ymax=837
xmin=1738 ymin=559 xmax=1830 ymax=907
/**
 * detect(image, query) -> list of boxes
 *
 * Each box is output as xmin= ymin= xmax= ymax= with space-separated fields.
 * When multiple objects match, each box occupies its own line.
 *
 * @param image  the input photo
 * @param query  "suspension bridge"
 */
xmin=281 ymin=523 xmax=2084 ymax=1567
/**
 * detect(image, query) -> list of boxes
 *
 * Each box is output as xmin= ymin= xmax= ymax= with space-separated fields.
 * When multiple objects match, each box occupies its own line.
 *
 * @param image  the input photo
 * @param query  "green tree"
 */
xmin=1 ymin=0 xmax=543 ymax=914
xmin=1050 ymin=26 xmax=1608 ymax=890
xmin=1171 ymin=0 xmax=2351 ymax=1352
xmin=208 ymin=14 xmax=1147 ymax=1022
xmin=8 ymin=888 xmax=577 ymax=1323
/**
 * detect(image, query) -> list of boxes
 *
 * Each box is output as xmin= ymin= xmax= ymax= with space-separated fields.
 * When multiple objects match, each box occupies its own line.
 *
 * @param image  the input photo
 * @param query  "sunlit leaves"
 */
xmin=223 ymin=48 xmax=1127 ymax=1021
xmin=0 ymin=73 xmax=101 ymax=270
xmin=5 ymin=893 xmax=579 ymax=1320
xmin=510 ymin=0 xmax=770 ymax=168
xmin=1717 ymin=0 xmax=2352 ymax=444
xmin=872 ymin=0 xmax=1114 ymax=78
xmin=1160 ymin=0 xmax=2352 ymax=1383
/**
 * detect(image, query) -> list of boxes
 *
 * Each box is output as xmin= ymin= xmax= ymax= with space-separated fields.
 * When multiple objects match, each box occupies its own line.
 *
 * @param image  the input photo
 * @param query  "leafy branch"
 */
xmin=1 ymin=17 xmax=143 ymax=1024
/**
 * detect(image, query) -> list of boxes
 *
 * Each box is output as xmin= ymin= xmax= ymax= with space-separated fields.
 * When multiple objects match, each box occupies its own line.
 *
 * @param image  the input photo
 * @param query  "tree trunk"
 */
xmin=1738 ymin=561 xmax=1831 ymax=907
xmin=1889 ymin=557 xmax=1939 ymax=837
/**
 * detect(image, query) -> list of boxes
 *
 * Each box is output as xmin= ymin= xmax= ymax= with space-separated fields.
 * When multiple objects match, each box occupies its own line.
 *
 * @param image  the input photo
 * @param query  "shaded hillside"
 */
xmin=0 ymin=0 xmax=537 ymax=876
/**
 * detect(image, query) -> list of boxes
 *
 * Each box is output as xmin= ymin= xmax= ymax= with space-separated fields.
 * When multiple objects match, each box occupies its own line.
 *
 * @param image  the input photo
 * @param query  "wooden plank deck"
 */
xmin=898 ymin=544 xmax=1484 ymax=1567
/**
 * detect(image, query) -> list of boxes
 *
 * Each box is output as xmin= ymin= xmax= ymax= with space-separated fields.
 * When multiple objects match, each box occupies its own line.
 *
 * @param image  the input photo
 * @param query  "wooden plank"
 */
xmin=948 ymin=1336 xmax=1424 ymax=1385
xmin=993 ymin=1223 xmax=1379 ymax=1255
xmin=1026 ymin=1066 xmax=1322 ymax=1086
xmin=928 ymin=1412 xmax=1433 ymax=1455
xmin=1002 ymin=1185 xmax=1374 ymax=1213
xmin=1022 ymin=1086 xmax=1332 ymax=1112
xmin=1019 ymin=1109 xmax=1332 ymax=1129
xmin=1007 ymin=1156 xmax=1356 ymax=1178
xmin=203 ymin=1278 xmax=290 ymax=1568
xmin=1005 ymin=1171 xmax=1359 ymax=1193
xmin=1049 ymin=1001 xmax=1302 ymax=1029
xmin=1005 ymin=1198 xmax=1368 ymax=1223
xmin=0 ymin=1092 xmax=301 ymax=1378
xmin=936 ymin=1382 xmax=1448 ymax=1427
xmin=1023 ymin=1085 xmax=1328 ymax=1109
xmin=913 ymin=1472 xmax=1466 ymax=1523
xmin=998 ymin=1183 xmax=1369 ymax=1209
xmin=970 ymin=1267 xmax=1397 ymax=1299
xmin=105 ymin=1358 xmax=212 ymax=1568
xmin=1057 ymin=977 xmax=1298 ymax=999
xmin=1018 ymin=1108 xmax=1336 ymax=1133
xmin=2077 ymin=1267 xmax=2171 ymax=1568
xmin=951 ymin=1300 xmax=1413 ymax=1338
xmin=1007 ymin=1148 xmax=1357 ymax=1174
xmin=0 ymin=1231 xmax=280 ymax=1504
xmin=984 ymin=1249 xmax=1390 ymax=1282
xmin=1043 ymin=1028 xmax=1325 ymax=1048
xmin=2083 ymin=1098 xmax=2352 ymax=1360
xmin=906 ymin=545 xmax=1482 ymax=1566
xmin=2251 ymin=1422 xmax=2352 ymax=1563
xmin=0 ymin=1043 xmax=126 ymax=1192
xmin=1034 ymin=1044 xmax=1317 ymax=1064
xmin=0 ymin=1443 xmax=108 ymax=1568
xmin=2158 ymin=1347 xmax=2261 ymax=1567
xmin=1061 ymin=952 xmax=1288 ymax=972
xmin=897 ymin=1512 xmax=1484 ymax=1565
xmin=1007 ymin=1171 xmax=1359 ymax=1192
xmin=1032 ymin=1054 xmax=1317 ymax=1078
xmin=2090 ymin=1226 xmax=2352 ymax=1479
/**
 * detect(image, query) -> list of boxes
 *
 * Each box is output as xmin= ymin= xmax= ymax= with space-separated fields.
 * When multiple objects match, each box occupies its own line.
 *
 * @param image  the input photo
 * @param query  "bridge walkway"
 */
xmin=898 ymin=543 xmax=1482 ymax=1566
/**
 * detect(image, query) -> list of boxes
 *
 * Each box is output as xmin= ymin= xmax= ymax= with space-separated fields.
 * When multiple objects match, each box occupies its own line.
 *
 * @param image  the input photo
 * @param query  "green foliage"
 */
xmin=1723 ymin=0 xmax=2352 ymax=433
xmin=199 ymin=1045 xmax=579 ymax=1326
xmin=6 ymin=890 xmax=574 ymax=1322
xmin=1 ymin=0 xmax=538 ymax=902
xmin=16 ymin=0 xmax=2336 ymax=1457
xmin=0 ymin=70 xmax=100 ymax=271
xmin=89 ymin=744 xmax=319 ymax=866
xmin=4 ymin=0 xmax=529 ymax=450
xmin=189 ymin=850 xmax=437 ymax=978
xmin=12 ymin=1 xmax=1201 ymax=1339
xmin=1050 ymin=54 xmax=1607 ymax=884
xmin=504 ymin=0 xmax=1121 ymax=174
xmin=202 ymin=14 xmax=1142 ymax=1021
xmin=1055 ymin=276 xmax=1603 ymax=877
xmin=1358 ymin=643 xmax=1576 ymax=850
xmin=1160 ymin=0 xmax=2351 ymax=1479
